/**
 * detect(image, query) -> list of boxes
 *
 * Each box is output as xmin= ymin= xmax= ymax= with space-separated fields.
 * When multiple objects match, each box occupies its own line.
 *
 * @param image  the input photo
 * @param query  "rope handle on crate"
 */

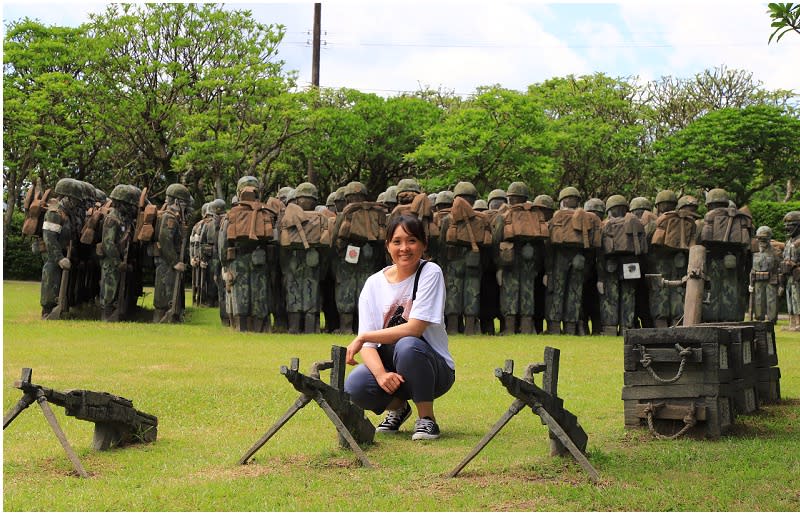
xmin=636 ymin=343 xmax=694 ymax=384
xmin=643 ymin=401 xmax=697 ymax=440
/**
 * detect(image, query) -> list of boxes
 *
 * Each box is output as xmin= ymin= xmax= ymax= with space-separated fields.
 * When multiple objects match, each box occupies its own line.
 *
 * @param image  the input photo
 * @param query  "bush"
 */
xmin=748 ymin=200 xmax=800 ymax=241
xmin=3 ymin=211 xmax=44 ymax=280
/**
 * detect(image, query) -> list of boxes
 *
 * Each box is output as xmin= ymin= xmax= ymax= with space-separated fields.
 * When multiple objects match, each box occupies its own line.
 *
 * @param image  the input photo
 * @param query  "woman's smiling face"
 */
xmin=386 ymin=223 xmax=426 ymax=269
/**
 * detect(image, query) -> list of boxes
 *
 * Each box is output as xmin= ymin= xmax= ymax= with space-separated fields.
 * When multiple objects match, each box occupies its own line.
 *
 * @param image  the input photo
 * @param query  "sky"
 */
xmin=2 ymin=1 xmax=799 ymax=97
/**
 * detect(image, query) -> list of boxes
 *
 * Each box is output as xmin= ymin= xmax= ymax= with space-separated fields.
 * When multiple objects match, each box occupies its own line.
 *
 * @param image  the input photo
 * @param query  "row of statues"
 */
xmin=22 ymin=176 xmax=800 ymax=334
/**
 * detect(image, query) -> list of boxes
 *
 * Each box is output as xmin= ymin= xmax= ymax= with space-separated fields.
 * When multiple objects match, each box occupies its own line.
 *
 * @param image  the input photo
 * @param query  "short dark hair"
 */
xmin=386 ymin=214 xmax=427 ymax=246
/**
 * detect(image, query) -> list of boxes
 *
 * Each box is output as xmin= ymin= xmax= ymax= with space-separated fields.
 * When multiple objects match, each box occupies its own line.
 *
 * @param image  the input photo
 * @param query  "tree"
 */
xmin=650 ymin=104 xmax=800 ymax=206
xmin=527 ymin=74 xmax=651 ymax=200
xmin=3 ymin=19 xmax=105 ymax=253
xmin=409 ymin=85 xmax=550 ymax=195
xmin=768 ymin=3 xmax=800 ymax=43
xmin=86 ymin=3 xmax=290 ymax=201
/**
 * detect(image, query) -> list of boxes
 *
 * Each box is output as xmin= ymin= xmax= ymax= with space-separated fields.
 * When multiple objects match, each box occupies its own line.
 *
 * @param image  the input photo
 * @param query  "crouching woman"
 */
xmin=344 ymin=214 xmax=455 ymax=440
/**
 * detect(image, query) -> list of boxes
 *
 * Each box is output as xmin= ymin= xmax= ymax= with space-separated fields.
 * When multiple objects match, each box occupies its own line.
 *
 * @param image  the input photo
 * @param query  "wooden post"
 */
xmin=683 ymin=244 xmax=706 ymax=326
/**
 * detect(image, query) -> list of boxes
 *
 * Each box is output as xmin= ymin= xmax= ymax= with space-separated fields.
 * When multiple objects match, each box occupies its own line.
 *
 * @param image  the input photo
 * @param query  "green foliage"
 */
xmin=528 ymin=74 xmax=653 ymax=200
xmin=650 ymin=104 xmax=800 ymax=206
xmin=768 ymin=3 xmax=800 ymax=43
xmin=3 ymin=212 xmax=44 ymax=280
xmin=748 ymin=200 xmax=800 ymax=240
xmin=408 ymin=85 xmax=551 ymax=196
xmin=3 ymin=281 xmax=800 ymax=510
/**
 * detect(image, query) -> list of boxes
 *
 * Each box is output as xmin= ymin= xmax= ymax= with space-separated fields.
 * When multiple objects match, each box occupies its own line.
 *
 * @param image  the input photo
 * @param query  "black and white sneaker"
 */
xmin=411 ymin=417 xmax=440 ymax=440
xmin=376 ymin=402 xmax=412 ymax=433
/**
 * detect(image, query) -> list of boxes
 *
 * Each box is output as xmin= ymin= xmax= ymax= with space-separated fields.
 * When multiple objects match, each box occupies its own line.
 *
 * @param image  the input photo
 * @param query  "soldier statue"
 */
xmin=40 ymin=178 xmax=84 ymax=319
xmin=480 ymin=189 xmax=507 ymax=334
xmin=697 ymin=188 xmax=753 ymax=322
xmin=153 ymin=183 xmax=192 ymax=323
xmin=597 ymin=195 xmax=648 ymax=336
xmin=581 ymin=198 xmax=605 ymax=335
xmin=646 ymin=193 xmax=699 ymax=328
xmin=781 ymin=211 xmax=800 ymax=331
xmin=200 ymin=199 xmax=226 ymax=318
xmin=330 ymin=181 xmax=387 ymax=334
xmin=189 ymin=202 xmax=210 ymax=306
xmin=438 ymin=181 xmax=487 ymax=335
xmin=430 ymin=190 xmax=454 ymax=265
xmin=99 ymin=184 xmax=141 ymax=321
xmin=545 ymin=187 xmax=602 ymax=335
xmin=278 ymin=182 xmax=330 ymax=334
xmin=383 ymin=185 xmax=399 ymax=213
xmin=218 ymin=176 xmax=279 ymax=332
xmin=492 ymin=181 xmax=548 ymax=335
xmin=749 ymin=226 xmax=781 ymax=323
xmin=532 ymin=194 xmax=555 ymax=334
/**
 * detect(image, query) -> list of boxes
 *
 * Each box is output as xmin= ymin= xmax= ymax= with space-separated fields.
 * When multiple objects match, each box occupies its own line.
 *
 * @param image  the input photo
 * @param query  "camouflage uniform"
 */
xmin=781 ymin=211 xmax=800 ymax=330
xmin=698 ymin=189 xmax=753 ymax=322
xmin=438 ymin=182 xmax=485 ymax=335
xmin=646 ymin=194 xmax=698 ymax=328
xmin=532 ymin=195 xmax=555 ymax=334
xmin=218 ymin=177 xmax=278 ymax=332
xmin=153 ymin=183 xmax=192 ymax=323
xmin=99 ymin=185 xmax=140 ymax=321
xmin=545 ymin=187 xmax=602 ymax=335
xmin=630 ymin=196 xmax=659 ymax=329
xmin=597 ymin=195 xmax=647 ymax=336
xmin=40 ymin=179 xmax=82 ymax=318
xmin=331 ymin=181 xmax=387 ymax=334
xmin=750 ymin=226 xmax=781 ymax=323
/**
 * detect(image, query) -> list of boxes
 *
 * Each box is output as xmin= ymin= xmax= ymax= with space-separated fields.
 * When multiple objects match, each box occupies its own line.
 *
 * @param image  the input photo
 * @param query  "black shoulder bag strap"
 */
xmin=411 ymin=260 xmax=428 ymax=301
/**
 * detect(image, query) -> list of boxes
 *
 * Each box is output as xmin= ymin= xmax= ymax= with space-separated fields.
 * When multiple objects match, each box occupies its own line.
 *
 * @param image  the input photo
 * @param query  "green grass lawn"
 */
xmin=4 ymin=280 xmax=800 ymax=511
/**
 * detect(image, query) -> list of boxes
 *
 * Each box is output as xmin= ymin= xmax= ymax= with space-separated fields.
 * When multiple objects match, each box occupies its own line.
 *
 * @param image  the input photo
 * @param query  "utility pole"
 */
xmin=307 ymin=3 xmax=322 ymax=184
xmin=311 ymin=3 xmax=321 ymax=87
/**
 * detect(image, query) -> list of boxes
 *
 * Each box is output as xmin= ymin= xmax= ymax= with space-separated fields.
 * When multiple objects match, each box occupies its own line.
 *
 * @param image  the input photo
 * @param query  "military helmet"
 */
xmin=488 ymin=189 xmax=507 ymax=203
xmin=285 ymin=188 xmax=297 ymax=202
xmin=397 ymin=178 xmax=421 ymax=194
xmin=201 ymin=202 xmax=211 ymax=217
xmin=237 ymin=176 xmax=260 ymax=195
xmin=473 ymin=199 xmax=488 ymax=211
xmin=209 ymin=198 xmax=226 ymax=214
xmin=558 ymin=186 xmax=580 ymax=201
xmin=294 ymin=182 xmax=318 ymax=200
xmin=755 ymin=226 xmax=773 ymax=239
xmin=344 ymin=181 xmax=368 ymax=198
xmin=334 ymin=186 xmax=346 ymax=201
xmin=376 ymin=192 xmax=386 ymax=203
xmin=94 ymin=187 xmax=107 ymax=203
xmin=453 ymin=181 xmax=478 ymax=198
xmin=705 ymin=188 xmax=729 ymax=205
xmin=506 ymin=181 xmax=530 ymax=199
xmin=605 ymin=194 xmax=628 ymax=211
xmin=326 ymin=192 xmax=337 ymax=207
xmin=109 ymin=184 xmax=139 ymax=206
xmin=166 ymin=183 xmax=192 ymax=203
xmin=384 ymin=185 xmax=399 ymax=203
xmin=783 ymin=211 xmax=800 ymax=223
xmin=655 ymin=190 xmax=678 ymax=205
xmin=435 ymin=190 xmax=454 ymax=206
xmin=53 ymin=178 xmax=83 ymax=200
xmin=533 ymin=194 xmax=555 ymax=210
xmin=584 ymin=198 xmax=605 ymax=215
xmin=676 ymin=195 xmax=699 ymax=210
xmin=629 ymin=197 xmax=652 ymax=211
xmin=277 ymin=186 xmax=293 ymax=200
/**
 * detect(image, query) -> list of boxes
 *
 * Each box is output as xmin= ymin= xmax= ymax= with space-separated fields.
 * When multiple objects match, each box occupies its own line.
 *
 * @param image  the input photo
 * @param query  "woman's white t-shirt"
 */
xmin=358 ymin=260 xmax=454 ymax=370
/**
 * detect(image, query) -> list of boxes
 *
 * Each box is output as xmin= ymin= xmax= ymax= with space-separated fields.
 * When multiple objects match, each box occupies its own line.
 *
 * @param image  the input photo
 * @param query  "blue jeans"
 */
xmin=344 ymin=336 xmax=455 ymax=414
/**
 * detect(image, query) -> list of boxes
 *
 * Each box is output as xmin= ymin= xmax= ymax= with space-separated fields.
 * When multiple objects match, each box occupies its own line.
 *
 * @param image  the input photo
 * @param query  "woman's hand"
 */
xmin=346 ymin=335 xmax=365 ymax=365
xmin=376 ymin=371 xmax=405 ymax=394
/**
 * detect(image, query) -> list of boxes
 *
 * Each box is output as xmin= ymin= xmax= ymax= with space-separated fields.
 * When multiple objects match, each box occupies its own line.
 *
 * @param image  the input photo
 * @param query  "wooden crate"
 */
xmin=756 ymin=367 xmax=781 ymax=404
xmin=697 ymin=321 xmax=778 ymax=368
xmin=623 ymin=396 xmax=734 ymax=438
xmin=730 ymin=376 xmax=760 ymax=415
xmin=624 ymin=326 xmax=750 ymax=385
